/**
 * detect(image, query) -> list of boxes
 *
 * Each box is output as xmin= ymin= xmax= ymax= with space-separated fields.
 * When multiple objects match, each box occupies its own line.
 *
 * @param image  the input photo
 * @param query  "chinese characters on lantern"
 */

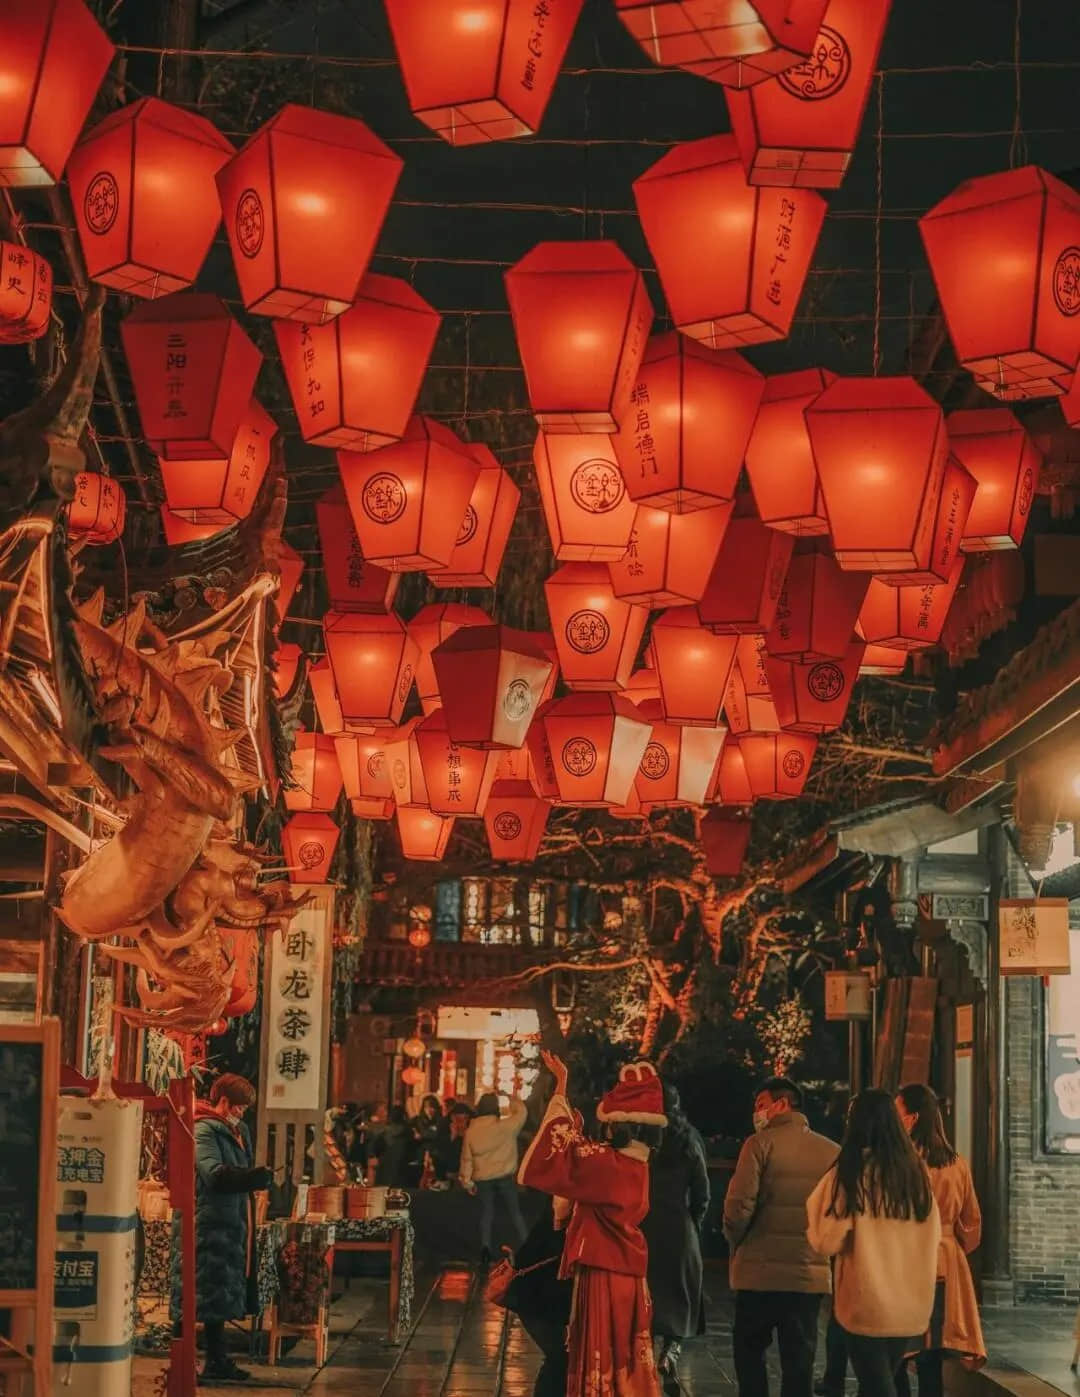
xmin=766 ymin=198 xmax=798 ymax=308
xmin=265 ymin=903 xmax=329 ymax=1110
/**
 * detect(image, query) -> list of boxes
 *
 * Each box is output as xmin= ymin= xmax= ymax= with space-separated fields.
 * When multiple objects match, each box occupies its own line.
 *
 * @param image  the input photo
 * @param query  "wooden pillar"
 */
xmin=982 ymin=826 xmax=1011 ymax=1286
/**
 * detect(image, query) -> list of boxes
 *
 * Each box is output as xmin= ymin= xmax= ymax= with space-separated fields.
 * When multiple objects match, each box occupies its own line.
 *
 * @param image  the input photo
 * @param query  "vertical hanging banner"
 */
xmin=264 ymin=888 xmax=334 ymax=1110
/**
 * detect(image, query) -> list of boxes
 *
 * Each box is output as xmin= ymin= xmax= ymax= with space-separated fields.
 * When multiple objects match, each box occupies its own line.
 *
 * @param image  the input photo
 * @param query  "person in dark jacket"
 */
xmin=643 ymin=1083 xmax=711 ymax=1396
xmin=372 ymin=1104 xmax=415 ymax=1186
xmin=505 ymin=1203 xmax=572 ymax=1397
xmin=414 ymin=1094 xmax=451 ymax=1181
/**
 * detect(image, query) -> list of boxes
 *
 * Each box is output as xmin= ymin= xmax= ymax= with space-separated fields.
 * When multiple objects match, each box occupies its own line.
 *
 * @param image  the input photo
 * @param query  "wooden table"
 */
xmin=332 ymin=1225 xmax=404 ymax=1343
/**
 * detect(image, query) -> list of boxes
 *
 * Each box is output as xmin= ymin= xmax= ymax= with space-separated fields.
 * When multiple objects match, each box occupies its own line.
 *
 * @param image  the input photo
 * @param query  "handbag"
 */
xmin=483 ymin=1248 xmax=559 ymax=1309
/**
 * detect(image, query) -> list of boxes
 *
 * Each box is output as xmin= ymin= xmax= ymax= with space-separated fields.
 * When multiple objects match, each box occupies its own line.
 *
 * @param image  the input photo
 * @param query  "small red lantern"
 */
xmin=609 ymin=504 xmax=734 ymax=608
xmin=384 ymin=0 xmax=585 ymax=145
xmin=282 ymin=811 xmax=340 ymax=883
xmin=0 ymin=0 xmax=115 ymax=188
xmin=160 ymin=510 xmax=224 ymax=546
xmin=216 ymin=104 xmax=403 ymax=323
xmin=738 ymin=732 xmax=817 ymax=799
xmin=528 ymin=693 xmax=652 ymax=807
xmin=765 ymin=545 xmax=870 ymax=662
xmin=805 ymin=376 xmax=948 ymax=573
xmin=857 ymin=558 xmax=966 ymax=651
xmin=386 ymin=719 xmax=427 ymax=808
xmin=634 ymin=701 xmax=727 ymax=809
xmin=277 ymin=541 xmax=304 ymax=622
xmin=947 ymin=408 xmax=1043 ymax=551
xmin=634 ymin=136 xmax=826 ymax=349
xmin=275 ymin=273 xmax=440 ymax=449
xmin=400 ymin=1064 xmax=426 ymax=1085
xmin=69 ymin=98 xmax=232 ymax=298
xmin=505 ymin=241 xmax=653 ymax=433
xmin=0 ymin=242 xmax=51 ymax=342
xmin=726 ymin=0 xmax=892 ymax=188
xmin=483 ymin=780 xmax=551 ymax=861
xmin=428 ymin=446 xmax=520 ymax=588
xmin=723 ymin=634 xmax=779 ymax=735
xmin=612 ymin=332 xmax=764 ymax=509
xmin=699 ymin=503 xmax=794 ymax=634
xmin=707 ymin=739 xmax=755 ymax=804
xmin=545 ymin=563 xmax=649 ymax=691
xmin=397 ymin=808 xmax=455 ymax=861
xmin=309 ymin=657 xmax=346 ymax=736
xmin=351 ymin=796 xmax=395 ymax=821
xmin=408 ymin=603 xmax=493 ymax=716
xmin=859 ymin=644 xmax=907 ymax=677
xmin=336 ymin=728 xmax=397 ymax=802
xmin=431 ymin=625 xmax=555 ymax=749
xmin=274 ymin=643 xmax=303 ymax=699
xmin=68 ymin=472 xmax=126 ymax=545
xmin=651 ymin=607 xmax=739 ymax=726
xmin=765 ymin=637 xmax=865 ymax=734
xmin=533 ymin=432 xmax=637 ymax=560
xmin=339 ymin=416 xmax=481 ymax=572
xmin=323 ymin=610 xmax=419 ymax=725
xmin=157 ymin=399 xmax=275 ymax=525
xmin=121 ymin=293 xmax=262 ymax=460
xmin=875 ymin=454 xmax=977 ymax=588
xmin=700 ymin=809 xmax=753 ymax=875
xmin=415 ymin=708 xmax=501 ymax=816
xmin=286 ymin=731 xmax=343 ymax=812
xmin=221 ymin=925 xmax=259 ymax=1017
xmin=316 ymin=482 xmax=401 ymax=614
xmin=744 ymin=368 xmax=833 ymax=535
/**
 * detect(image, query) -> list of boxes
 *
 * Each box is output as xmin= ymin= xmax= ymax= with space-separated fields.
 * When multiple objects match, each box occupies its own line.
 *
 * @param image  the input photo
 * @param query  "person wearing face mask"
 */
xmin=723 ymin=1078 xmax=839 ymax=1397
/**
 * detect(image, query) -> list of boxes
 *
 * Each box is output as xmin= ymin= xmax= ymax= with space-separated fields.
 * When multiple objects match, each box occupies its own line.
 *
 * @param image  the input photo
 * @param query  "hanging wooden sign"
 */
xmin=999 ymin=898 xmax=1071 ymax=976
xmin=824 ymin=971 xmax=872 ymax=1021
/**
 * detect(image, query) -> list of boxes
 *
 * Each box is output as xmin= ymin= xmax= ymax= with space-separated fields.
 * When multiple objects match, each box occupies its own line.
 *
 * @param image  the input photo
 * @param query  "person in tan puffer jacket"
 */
xmin=460 ymin=1093 xmax=528 ymax=1262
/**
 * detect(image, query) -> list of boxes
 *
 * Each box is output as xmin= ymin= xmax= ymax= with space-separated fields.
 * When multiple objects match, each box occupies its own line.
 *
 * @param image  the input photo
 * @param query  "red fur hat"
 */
xmin=596 ymin=1061 xmax=667 ymax=1127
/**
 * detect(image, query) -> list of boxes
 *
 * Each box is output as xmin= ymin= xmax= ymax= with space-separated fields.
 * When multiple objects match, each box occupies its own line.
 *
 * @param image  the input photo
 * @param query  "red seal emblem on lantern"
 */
xmin=235 ymin=188 xmax=265 ymax=258
xmin=1053 ymin=247 xmax=1080 ymax=316
xmin=639 ymin=742 xmax=671 ymax=781
xmin=1018 ymin=466 xmax=1034 ymax=516
xmin=392 ymin=758 xmax=408 ymax=789
xmin=782 ymin=748 xmax=806 ymax=779
xmin=502 ymin=678 xmax=533 ymax=721
xmin=492 ymin=811 xmax=523 ymax=841
xmin=778 ymin=26 xmax=851 ymax=101
xmin=297 ymin=839 xmax=326 ymax=869
xmin=562 ymin=736 xmax=598 ymax=777
xmin=366 ymin=751 xmax=385 ymax=779
xmin=807 ymin=662 xmax=845 ymax=703
xmin=570 ymin=459 xmax=626 ymax=514
xmin=565 ymin=609 xmax=611 ymax=654
xmin=362 ymin=473 xmax=408 ymax=524
xmin=84 ymin=171 xmax=119 ymax=235
xmin=457 ymin=505 xmax=478 ymax=545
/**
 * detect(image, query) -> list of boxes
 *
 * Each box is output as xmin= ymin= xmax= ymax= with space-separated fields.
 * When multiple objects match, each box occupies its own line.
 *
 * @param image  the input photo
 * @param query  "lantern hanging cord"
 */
xmin=1009 ymin=0 xmax=1029 ymax=169
xmin=873 ymin=73 xmax=885 ymax=377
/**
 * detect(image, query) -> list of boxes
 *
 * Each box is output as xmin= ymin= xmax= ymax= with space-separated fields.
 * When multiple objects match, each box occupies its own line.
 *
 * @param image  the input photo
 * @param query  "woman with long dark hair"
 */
xmin=806 ymin=1089 xmax=941 ymax=1397
xmin=894 ymin=1084 xmax=985 ymax=1397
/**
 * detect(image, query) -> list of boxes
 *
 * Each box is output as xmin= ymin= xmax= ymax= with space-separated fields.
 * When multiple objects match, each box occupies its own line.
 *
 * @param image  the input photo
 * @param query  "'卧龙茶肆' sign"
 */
xmin=264 ymin=892 xmax=333 ymax=1111
xmin=999 ymin=898 xmax=1071 ymax=976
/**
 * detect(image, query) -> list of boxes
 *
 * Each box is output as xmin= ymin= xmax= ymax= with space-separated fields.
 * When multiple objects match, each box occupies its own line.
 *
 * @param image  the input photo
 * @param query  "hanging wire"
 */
xmin=1008 ymin=0 xmax=1029 ymax=168
xmin=872 ymin=74 xmax=885 ymax=376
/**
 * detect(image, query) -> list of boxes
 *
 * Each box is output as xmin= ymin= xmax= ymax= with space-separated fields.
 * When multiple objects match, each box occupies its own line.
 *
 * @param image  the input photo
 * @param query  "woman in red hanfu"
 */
xmin=518 ymin=1050 xmax=667 ymax=1397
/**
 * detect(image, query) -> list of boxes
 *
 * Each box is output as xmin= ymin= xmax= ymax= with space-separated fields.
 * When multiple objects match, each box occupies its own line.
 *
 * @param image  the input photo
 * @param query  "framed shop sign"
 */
xmin=999 ymin=898 xmax=1071 ymax=976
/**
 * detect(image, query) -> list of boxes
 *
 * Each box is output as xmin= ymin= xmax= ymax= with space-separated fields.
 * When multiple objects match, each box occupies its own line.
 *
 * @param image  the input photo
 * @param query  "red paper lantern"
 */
xmin=726 ymin=0 xmax=892 ymax=188
xmin=316 ymin=482 xmax=401 ymax=614
xmin=765 ymin=545 xmax=870 ymax=661
xmin=274 ymin=273 xmax=440 ymax=449
xmin=282 ymin=812 xmax=340 ymax=883
xmin=407 ymin=603 xmax=493 ymax=716
xmin=157 ymin=399 xmax=275 ymax=526
xmin=160 ymin=510 xmax=225 ymax=546
xmin=416 ymin=709 xmax=501 ymax=816
xmin=221 ymin=925 xmax=259 ymax=1017
xmin=857 ymin=558 xmax=966 ymax=651
xmin=323 ymin=610 xmax=419 ymax=725
xmin=68 ymin=98 xmax=232 ymax=297
xmin=121 ymin=293 xmax=262 ymax=460
xmin=700 ymin=809 xmax=753 ymax=875
xmin=67 ymin=472 xmax=126 ymax=545
xmin=805 ymin=376 xmax=948 ymax=573
xmin=874 ymin=455 xmax=977 ymax=588
xmin=533 ymin=432 xmax=637 ymax=560
xmin=286 ymin=731 xmax=343 ymax=812
xmin=274 ymin=643 xmax=303 ymax=699
xmin=634 ymin=700 xmax=727 ymax=808
xmin=624 ymin=668 xmax=662 ymax=706
xmin=545 ymin=563 xmax=649 ymax=691
xmin=612 ymin=332 xmax=765 ymax=509
xmin=397 ymin=808 xmax=455 ymax=861
xmin=483 ymin=780 xmax=550 ymax=861
xmin=216 ymin=104 xmax=403 ymax=323
xmin=351 ymin=796 xmax=395 ymax=821
xmin=920 ymin=166 xmax=1080 ymax=401
xmin=859 ymin=644 xmax=907 ymax=677
xmin=744 ymin=368 xmax=833 ymax=534
xmin=699 ymin=503 xmax=795 ymax=634
xmin=609 ymin=504 xmax=734 ymax=608
xmin=339 ymin=416 xmax=481 ymax=572
xmin=739 ymin=732 xmax=817 ymax=799
xmin=765 ymin=637 xmax=864 ymax=734
xmin=0 ymin=0 xmax=114 ymax=188
xmin=527 ymin=632 xmax=562 ymax=707
xmin=307 ymin=658 xmax=345 ymax=736
xmin=707 ymin=739 xmax=755 ymax=803
xmin=505 ymin=241 xmax=653 ymax=433
xmin=384 ymin=0 xmax=585 ymax=145
xmin=400 ymin=1065 xmax=426 ymax=1086
xmin=651 ymin=607 xmax=739 ymax=726
xmin=947 ymin=408 xmax=1043 ymax=551
xmin=335 ymin=728 xmax=397 ymax=803
xmin=634 ymin=136 xmax=826 ymax=349
xmin=723 ymin=634 xmax=780 ymax=735
xmin=431 ymin=625 xmax=555 ymax=749
xmin=528 ymin=694 xmax=652 ymax=807
xmin=0 ymin=242 xmax=51 ymax=342
xmin=386 ymin=719 xmax=427 ymax=808
xmin=428 ymin=446 xmax=520 ymax=587
xmin=278 ymin=541 xmax=304 ymax=622
xmin=494 ymin=745 xmax=546 ymax=793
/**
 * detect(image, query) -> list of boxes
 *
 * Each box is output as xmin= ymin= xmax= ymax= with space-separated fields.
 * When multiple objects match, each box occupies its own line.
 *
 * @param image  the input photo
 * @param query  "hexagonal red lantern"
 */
xmin=874 ymin=454 xmax=977 ymax=588
xmin=859 ymin=644 xmax=907 ymax=677
xmin=634 ymin=701 xmax=727 ymax=809
xmin=323 ymin=610 xmax=419 ymax=725
xmin=707 ymin=739 xmax=755 ymax=804
xmin=309 ymin=659 xmax=346 ymax=736
xmin=316 ymin=482 xmax=400 ymax=614
xmin=160 ymin=510 xmax=224 ymax=546
xmin=386 ymin=719 xmax=427 ymax=808
xmin=157 ymin=399 xmax=275 ymax=526
xmin=396 ymin=808 xmax=455 ymax=861
xmin=739 ymin=732 xmax=818 ymax=799
xmin=651 ymin=607 xmax=739 ymax=726
xmin=352 ymin=796 xmax=395 ymax=821
xmin=765 ymin=637 xmax=865 ymax=734
xmin=920 ymin=166 xmax=1080 ymax=401
xmin=335 ymin=728 xmax=397 ymax=804
xmin=634 ymin=137 xmax=826 ymax=349
xmin=278 ymin=541 xmax=304 ymax=622
xmin=699 ymin=504 xmax=794 ymax=634
xmin=726 ymin=0 xmax=892 ymax=188
xmin=68 ymin=472 xmax=126 ymax=545
xmin=275 ymin=273 xmax=440 ymax=449
xmin=407 ymin=603 xmax=492 ymax=716
xmin=700 ymin=809 xmax=753 ymax=876
xmin=121 ymin=294 xmax=262 ymax=461
xmin=69 ymin=98 xmax=232 ymax=297
xmin=428 ymin=446 xmax=520 ymax=588
xmin=285 ymin=732 xmax=343 ymax=812
xmin=0 ymin=0 xmax=114 ymax=188
xmin=416 ymin=709 xmax=501 ymax=816
xmin=612 ymin=333 xmax=764 ymax=510
xmin=528 ymin=693 xmax=652 ymax=807
xmin=274 ymin=643 xmax=303 ymax=699
xmin=723 ymin=634 xmax=780 ymax=735
xmin=384 ymin=0 xmax=585 ymax=145
xmin=545 ymin=563 xmax=649 ymax=691
xmin=282 ymin=812 xmax=340 ymax=883
xmin=947 ymin=408 xmax=1043 ymax=551
xmin=856 ymin=558 xmax=966 ymax=651
xmin=765 ymin=545 xmax=870 ymax=662
xmin=431 ymin=624 xmax=554 ymax=749
xmin=483 ymin=780 xmax=550 ymax=861
xmin=505 ymin=241 xmax=653 ymax=433
xmin=744 ymin=368 xmax=833 ymax=535
xmin=216 ymin=104 xmax=402 ymax=323
xmin=805 ymin=376 xmax=948 ymax=573
xmin=0 ymin=242 xmax=51 ymax=342
xmin=221 ymin=925 xmax=259 ymax=1017
xmin=339 ymin=416 xmax=481 ymax=572
xmin=534 ymin=432 xmax=637 ymax=560
xmin=609 ymin=504 xmax=734 ymax=608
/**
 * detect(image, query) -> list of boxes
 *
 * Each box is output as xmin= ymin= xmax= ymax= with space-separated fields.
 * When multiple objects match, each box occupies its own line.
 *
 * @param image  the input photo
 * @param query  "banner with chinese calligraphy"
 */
xmin=999 ymin=897 xmax=1071 ymax=976
xmin=263 ymin=888 xmax=334 ymax=1111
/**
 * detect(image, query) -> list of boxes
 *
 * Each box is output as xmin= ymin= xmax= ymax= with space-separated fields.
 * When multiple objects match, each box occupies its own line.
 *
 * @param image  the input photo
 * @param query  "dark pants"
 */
xmin=733 ymin=1290 xmax=823 ymax=1397
xmin=476 ymin=1173 xmax=527 ymax=1254
xmin=822 ymin=1311 xmax=849 ymax=1394
xmin=893 ymin=1351 xmax=943 ymax=1397
xmin=519 ymin=1312 xmax=569 ymax=1397
xmin=203 ymin=1319 xmax=228 ymax=1367
xmin=842 ymin=1330 xmax=912 ymax=1397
